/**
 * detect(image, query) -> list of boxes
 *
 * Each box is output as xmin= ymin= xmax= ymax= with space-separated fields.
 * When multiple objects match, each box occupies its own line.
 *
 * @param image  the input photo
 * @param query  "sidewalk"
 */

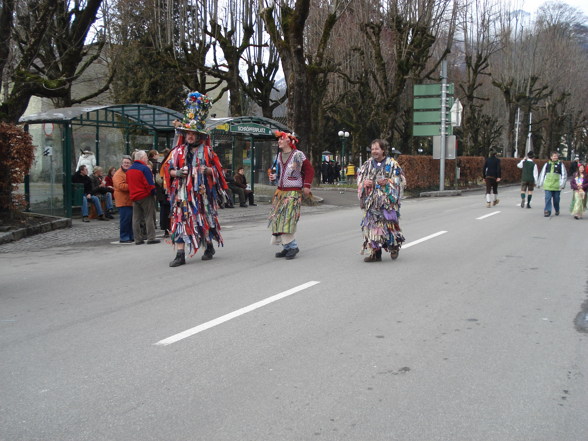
xmin=0 ymin=192 xmax=349 ymax=253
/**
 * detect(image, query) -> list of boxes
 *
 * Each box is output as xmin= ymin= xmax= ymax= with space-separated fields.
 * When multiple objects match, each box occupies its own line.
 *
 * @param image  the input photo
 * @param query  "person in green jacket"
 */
xmin=538 ymin=151 xmax=567 ymax=217
xmin=517 ymin=151 xmax=538 ymax=208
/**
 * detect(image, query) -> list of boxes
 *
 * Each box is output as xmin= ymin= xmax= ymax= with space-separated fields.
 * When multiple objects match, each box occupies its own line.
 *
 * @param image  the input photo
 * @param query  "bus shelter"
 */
xmin=19 ymin=107 xmax=290 ymax=218
xmin=207 ymin=116 xmax=290 ymax=194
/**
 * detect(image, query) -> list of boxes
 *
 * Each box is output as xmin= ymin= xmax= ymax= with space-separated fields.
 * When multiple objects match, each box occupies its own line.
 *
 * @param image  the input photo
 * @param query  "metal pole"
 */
xmin=440 ymin=60 xmax=447 ymax=191
xmin=514 ymin=107 xmax=520 ymax=157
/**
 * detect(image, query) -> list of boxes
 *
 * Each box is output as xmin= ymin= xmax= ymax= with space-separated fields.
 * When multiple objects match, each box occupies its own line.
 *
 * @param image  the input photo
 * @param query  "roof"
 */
xmin=19 ymin=104 xmax=182 ymax=133
xmin=20 ymin=106 xmax=291 ymax=135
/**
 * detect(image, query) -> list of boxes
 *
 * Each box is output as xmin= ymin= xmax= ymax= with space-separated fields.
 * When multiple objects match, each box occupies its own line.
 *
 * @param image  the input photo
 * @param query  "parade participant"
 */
xmin=268 ymin=131 xmax=314 ymax=260
xmin=517 ymin=151 xmax=538 ymax=208
xmin=570 ymin=163 xmax=588 ymax=219
xmin=164 ymin=91 xmax=229 ymax=267
xmin=357 ymin=139 xmax=405 ymax=262
xmin=483 ymin=149 xmax=501 ymax=208
xmin=538 ymin=151 xmax=567 ymax=217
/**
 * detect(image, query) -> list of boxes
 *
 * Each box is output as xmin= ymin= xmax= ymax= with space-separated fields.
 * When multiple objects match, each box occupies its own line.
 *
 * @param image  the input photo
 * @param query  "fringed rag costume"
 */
xmin=268 ymin=134 xmax=314 ymax=248
xmin=164 ymin=135 xmax=228 ymax=256
xmin=357 ymin=156 xmax=405 ymax=255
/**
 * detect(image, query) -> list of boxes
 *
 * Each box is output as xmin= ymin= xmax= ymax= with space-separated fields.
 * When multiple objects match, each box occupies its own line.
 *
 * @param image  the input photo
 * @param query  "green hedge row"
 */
xmin=397 ymin=156 xmax=570 ymax=191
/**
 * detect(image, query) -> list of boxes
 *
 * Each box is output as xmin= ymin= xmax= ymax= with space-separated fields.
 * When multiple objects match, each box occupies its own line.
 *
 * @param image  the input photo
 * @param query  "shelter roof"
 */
xmin=20 ymin=105 xmax=290 ymax=134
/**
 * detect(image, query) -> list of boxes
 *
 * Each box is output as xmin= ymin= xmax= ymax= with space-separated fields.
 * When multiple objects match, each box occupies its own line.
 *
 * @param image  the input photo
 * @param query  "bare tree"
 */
xmin=0 ymin=0 xmax=105 ymax=123
xmin=261 ymin=0 xmax=348 ymax=163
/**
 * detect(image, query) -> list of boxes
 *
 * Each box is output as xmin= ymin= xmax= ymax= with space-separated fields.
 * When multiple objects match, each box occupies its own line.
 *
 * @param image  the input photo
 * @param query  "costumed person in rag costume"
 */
xmin=268 ymin=131 xmax=315 ymax=260
xmin=357 ymin=138 xmax=405 ymax=262
xmin=164 ymin=91 xmax=229 ymax=267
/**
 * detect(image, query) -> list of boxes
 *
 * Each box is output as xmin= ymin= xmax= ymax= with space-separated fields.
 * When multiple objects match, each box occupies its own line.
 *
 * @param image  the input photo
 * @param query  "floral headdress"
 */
xmin=174 ymin=91 xmax=212 ymax=133
xmin=274 ymin=130 xmax=299 ymax=149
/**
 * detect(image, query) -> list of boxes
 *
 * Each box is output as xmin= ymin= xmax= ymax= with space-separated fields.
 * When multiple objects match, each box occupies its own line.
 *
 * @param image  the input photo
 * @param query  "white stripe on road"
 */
xmin=402 ymin=231 xmax=447 ymax=249
xmin=155 ymin=281 xmax=320 ymax=346
xmin=476 ymin=211 xmax=501 ymax=220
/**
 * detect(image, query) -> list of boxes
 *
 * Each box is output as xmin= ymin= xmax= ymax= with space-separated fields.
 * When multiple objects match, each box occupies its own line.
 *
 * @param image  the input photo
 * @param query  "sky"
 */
xmin=515 ymin=0 xmax=588 ymax=18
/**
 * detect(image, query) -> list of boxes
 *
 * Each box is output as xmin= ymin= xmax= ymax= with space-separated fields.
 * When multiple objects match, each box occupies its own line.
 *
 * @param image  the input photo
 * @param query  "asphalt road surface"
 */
xmin=1 ymin=186 xmax=587 ymax=441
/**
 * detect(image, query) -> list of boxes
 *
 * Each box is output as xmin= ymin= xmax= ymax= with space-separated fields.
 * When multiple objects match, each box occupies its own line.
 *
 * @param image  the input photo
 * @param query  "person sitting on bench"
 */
xmin=72 ymin=165 xmax=108 ymax=222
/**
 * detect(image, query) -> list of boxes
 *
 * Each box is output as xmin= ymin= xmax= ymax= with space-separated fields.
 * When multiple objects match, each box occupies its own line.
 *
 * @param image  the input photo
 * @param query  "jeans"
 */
xmin=544 ymin=190 xmax=561 ymax=214
xmin=82 ymin=194 xmax=103 ymax=217
xmin=103 ymin=192 xmax=114 ymax=211
xmin=118 ymin=206 xmax=133 ymax=241
xmin=283 ymin=239 xmax=298 ymax=250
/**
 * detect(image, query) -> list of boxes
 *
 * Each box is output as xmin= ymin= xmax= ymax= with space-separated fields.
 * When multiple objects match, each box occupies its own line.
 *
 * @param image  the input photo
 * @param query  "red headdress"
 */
xmin=274 ymin=130 xmax=299 ymax=150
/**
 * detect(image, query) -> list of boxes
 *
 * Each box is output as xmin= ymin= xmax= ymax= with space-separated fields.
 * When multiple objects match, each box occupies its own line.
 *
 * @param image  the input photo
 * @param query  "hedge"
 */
xmin=396 ymin=155 xmax=569 ymax=191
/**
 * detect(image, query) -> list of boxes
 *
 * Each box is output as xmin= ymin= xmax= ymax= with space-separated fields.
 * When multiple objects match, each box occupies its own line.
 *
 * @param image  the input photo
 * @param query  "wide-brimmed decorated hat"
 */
xmin=174 ymin=91 xmax=212 ymax=133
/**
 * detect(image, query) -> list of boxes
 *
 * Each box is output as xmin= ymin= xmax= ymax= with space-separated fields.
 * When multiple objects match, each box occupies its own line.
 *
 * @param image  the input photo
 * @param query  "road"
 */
xmin=1 ymin=186 xmax=587 ymax=441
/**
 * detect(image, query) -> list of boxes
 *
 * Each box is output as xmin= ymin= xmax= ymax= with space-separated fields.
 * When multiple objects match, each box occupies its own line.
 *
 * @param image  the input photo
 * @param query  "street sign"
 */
xmin=413 ymin=83 xmax=454 ymax=138
xmin=414 ymin=111 xmax=450 ymax=123
xmin=414 ymin=83 xmax=455 ymax=96
xmin=413 ymin=125 xmax=453 ymax=137
xmin=229 ymin=123 xmax=273 ymax=136
xmin=451 ymin=99 xmax=463 ymax=127
xmin=433 ymin=135 xmax=456 ymax=159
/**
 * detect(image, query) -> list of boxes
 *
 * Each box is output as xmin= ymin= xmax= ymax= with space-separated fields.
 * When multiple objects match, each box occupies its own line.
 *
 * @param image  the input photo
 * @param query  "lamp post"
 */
xmin=338 ymin=130 xmax=350 ymax=182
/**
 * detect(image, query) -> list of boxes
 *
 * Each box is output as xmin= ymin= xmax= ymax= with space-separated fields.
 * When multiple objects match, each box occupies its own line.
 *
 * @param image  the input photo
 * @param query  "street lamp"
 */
xmin=338 ymin=130 xmax=350 ymax=182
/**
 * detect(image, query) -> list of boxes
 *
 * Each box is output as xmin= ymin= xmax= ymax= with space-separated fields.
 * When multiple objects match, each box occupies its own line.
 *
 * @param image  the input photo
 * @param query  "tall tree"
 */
xmin=261 ymin=0 xmax=346 ymax=164
xmin=0 ymin=0 xmax=105 ymax=122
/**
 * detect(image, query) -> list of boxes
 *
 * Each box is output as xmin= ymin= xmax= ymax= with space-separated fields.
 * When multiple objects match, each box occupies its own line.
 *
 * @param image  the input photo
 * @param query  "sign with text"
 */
xmin=229 ymin=123 xmax=273 ymax=136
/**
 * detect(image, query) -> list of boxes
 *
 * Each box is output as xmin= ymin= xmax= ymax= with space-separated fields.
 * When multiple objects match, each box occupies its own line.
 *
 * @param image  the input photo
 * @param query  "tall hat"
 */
xmin=175 ymin=91 xmax=212 ymax=133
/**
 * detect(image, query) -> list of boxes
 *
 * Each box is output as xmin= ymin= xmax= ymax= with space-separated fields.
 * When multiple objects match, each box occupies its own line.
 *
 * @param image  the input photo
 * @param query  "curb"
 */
xmin=0 ymin=213 xmax=72 ymax=245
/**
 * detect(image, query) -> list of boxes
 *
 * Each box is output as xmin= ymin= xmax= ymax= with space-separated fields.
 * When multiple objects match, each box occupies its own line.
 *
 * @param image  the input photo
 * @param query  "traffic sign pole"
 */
xmin=440 ymin=60 xmax=448 ymax=191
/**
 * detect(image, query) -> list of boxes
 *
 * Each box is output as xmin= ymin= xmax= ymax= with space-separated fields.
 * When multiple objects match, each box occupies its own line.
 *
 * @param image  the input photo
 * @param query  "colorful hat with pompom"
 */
xmin=174 ymin=91 xmax=212 ymax=133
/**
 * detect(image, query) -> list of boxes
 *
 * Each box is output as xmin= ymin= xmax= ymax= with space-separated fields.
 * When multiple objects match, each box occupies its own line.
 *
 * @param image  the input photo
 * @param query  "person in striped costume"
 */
xmin=268 ymin=131 xmax=315 ymax=260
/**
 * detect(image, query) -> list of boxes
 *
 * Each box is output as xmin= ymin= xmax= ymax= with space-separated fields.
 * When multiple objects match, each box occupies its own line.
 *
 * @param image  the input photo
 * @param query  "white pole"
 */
xmin=440 ymin=60 xmax=447 ymax=191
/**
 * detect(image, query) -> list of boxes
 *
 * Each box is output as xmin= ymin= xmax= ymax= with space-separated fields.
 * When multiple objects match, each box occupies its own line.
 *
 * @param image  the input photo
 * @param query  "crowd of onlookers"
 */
xmin=72 ymin=149 xmax=257 ymax=243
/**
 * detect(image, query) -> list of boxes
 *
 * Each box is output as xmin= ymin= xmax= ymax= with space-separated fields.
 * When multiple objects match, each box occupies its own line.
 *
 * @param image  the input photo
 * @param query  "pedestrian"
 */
xmin=268 ymin=130 xmax=314 ymax=260
xmin=569 ymin=155 xmax=579 ymax=177
xmin=482 ymin=149 xmax=501 ymax=208
xmin=165 ymin=91 xmax=229 ymax=267
xmin=357 ymin=139 xmax=405 ymax=262
xmin=76 ymin=149 xmax=96 ymax=175
xmin=346 ymin=162 xmax=356 ymax=184
xmin=570 ymin=163 xmax=588 ymax=220
xmin=156 ymin=149 xmax=172 ymax=236
xmin=127 ymin=150 xmax=160 ymax=245
xmin=538 ymin=151 xmax=567 ymax=217
xmin=113 ymin=155 xmax=134 ymax=243
xmin=517 ymin=151 xmax=538 ymax=209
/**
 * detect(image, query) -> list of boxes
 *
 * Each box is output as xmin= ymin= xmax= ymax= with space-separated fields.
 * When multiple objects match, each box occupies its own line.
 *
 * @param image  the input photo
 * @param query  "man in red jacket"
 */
xmin=126 ymin=150 xmax=160 ymax=245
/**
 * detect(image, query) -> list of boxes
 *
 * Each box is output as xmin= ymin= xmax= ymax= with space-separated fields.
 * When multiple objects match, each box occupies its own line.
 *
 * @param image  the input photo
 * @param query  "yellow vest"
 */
xmin=346 ymin=164 xmax=356 ymax=176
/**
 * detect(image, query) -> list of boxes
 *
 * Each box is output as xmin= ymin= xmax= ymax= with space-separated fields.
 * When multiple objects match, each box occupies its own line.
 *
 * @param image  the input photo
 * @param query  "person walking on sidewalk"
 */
xmin=538 ymin=151 xmax=567 ymax=217
xmin=517 ymin=151 xmax=538 ymax=209
xmin=268 ymin=130 xmax=314 ymax=260
xmin=482 ymin=149 xmax=501 ymax=208
xmin=127 ymin=150 xmax=160 ymax=245
xmin=113 ymin=155 xmax=134 ymax=243
xmin=164 ymin=91 xmax=229 ymax=267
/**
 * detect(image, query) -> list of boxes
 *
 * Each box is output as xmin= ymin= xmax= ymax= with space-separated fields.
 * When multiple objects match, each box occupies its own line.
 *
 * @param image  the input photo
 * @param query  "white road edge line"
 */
xmin=154 ymin=280 xmax=321 ymax=346
xmin=476 ymin=211 xmax=501 ymax=220
xmin=403 ymin=231 xmax=447 ymax=249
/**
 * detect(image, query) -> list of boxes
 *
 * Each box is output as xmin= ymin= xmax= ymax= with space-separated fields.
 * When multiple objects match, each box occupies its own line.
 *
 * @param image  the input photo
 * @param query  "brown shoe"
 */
xmin=363 ymin=253 xmax=382 ymax=262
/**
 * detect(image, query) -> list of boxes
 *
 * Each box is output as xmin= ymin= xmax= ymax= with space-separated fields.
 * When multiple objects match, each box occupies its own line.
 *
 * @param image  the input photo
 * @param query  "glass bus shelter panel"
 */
xmin=26 ymin=124 xmax=67 ymax=216
xmin=254 ymin=139 xmax=278 ymax=185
